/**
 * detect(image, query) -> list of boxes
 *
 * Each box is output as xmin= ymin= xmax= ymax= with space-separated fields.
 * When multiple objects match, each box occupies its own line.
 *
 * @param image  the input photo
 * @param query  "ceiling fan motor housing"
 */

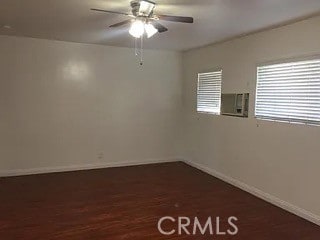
xmin=130 ymin=1 xmax=139 ymax=16
xmin=130 ymin=0 xmax=155 ymax=17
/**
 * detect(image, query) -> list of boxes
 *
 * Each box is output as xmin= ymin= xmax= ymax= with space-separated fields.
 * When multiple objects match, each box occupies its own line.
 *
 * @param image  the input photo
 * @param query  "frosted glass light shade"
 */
xmin=145 ymin=23 xmax=158 ymax=38
xmin=129 ymin=20 xmax=145 ymax=38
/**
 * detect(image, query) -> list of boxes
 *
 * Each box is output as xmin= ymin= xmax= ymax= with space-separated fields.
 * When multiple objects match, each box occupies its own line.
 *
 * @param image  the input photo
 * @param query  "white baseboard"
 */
xmin=0 ymin=157 xmax=179 ymax=177
xmin=183 ymin=159 xmax=320 ymax=226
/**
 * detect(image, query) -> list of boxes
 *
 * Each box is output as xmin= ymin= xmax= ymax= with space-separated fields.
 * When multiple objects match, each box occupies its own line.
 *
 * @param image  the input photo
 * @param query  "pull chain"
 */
xmin=133 ymin=35 xmax=144 ymax=66
xmin=140 ymin=35 xmax=144 ymax=66
xmin=134 ymin=37 xmax=138 ymax=56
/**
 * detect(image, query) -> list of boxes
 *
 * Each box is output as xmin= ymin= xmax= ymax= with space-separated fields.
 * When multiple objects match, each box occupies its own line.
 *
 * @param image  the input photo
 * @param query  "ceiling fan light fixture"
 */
xmin=129 ymin=20 xmax=145 ymax=38
xmin=91 ymin=0 xmax=193 ymax=64
xmin=145 ymin=23 xmax=158 ymax=38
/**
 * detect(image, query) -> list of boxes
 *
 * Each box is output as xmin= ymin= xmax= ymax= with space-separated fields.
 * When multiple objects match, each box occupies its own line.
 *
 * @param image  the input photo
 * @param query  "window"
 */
xmin=197 ymin=70 xmax=222 ymax=114
xmin=256 ymin=59 xmax=320 ymax=125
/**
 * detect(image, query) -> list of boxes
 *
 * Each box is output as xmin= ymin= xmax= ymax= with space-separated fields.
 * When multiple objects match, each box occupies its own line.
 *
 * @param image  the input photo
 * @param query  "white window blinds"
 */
xmin=256 ymin=59 xmax=320 ymax=125
xmin=197 ymin=71 xmax=222 ymax=114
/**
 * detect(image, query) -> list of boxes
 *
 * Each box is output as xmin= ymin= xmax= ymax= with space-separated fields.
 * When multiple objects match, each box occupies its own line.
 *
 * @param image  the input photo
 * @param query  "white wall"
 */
xmin=182 ymin=16 xmax=320 ymax=219
xmin=1 ymin=14 xmax=320 ymax=224
xmin=0 ymin=36 xmax=182 ymax=174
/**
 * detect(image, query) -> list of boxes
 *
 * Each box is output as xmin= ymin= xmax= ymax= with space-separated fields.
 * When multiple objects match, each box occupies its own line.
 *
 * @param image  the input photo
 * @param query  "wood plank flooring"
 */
xmin=0 ymin=162 xmax=319 ymax=239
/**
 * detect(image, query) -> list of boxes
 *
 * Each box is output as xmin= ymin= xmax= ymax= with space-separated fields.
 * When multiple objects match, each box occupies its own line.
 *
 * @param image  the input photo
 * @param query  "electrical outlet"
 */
xmin=97 ymin=152 xmax=104 ymax=160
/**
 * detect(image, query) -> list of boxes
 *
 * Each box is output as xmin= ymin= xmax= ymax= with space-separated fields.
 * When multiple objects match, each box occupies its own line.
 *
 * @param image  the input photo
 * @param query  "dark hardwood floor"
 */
xmin=0 ymin=162 xmax=319 ymax=239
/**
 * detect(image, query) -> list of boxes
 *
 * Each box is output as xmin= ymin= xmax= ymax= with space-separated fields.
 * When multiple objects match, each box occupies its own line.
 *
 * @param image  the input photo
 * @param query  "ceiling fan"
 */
xmin=91 ymin=0 xmax=194 ymax=39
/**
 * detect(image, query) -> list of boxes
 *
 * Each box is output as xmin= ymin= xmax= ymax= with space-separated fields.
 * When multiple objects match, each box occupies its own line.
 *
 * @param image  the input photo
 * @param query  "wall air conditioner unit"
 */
xmin=221 ymin=93 xmax=249 ymax=117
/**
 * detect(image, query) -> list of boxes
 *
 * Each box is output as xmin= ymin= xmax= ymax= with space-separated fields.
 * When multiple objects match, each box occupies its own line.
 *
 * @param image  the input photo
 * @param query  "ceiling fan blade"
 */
xmin=157 ymin=15 xmax=194 ymax=23
xmin=109 ymin=19 xmax=132 ymax=28
xmin=152 ymin=22 xmax=168 ymax=33
xmin=91 ymin=8 xmax=130 ymax=16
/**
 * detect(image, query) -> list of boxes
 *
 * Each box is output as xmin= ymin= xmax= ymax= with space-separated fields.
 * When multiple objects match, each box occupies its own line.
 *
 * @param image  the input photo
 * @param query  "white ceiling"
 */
xmin=1 ymin=0 xmax=320 ymax=51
